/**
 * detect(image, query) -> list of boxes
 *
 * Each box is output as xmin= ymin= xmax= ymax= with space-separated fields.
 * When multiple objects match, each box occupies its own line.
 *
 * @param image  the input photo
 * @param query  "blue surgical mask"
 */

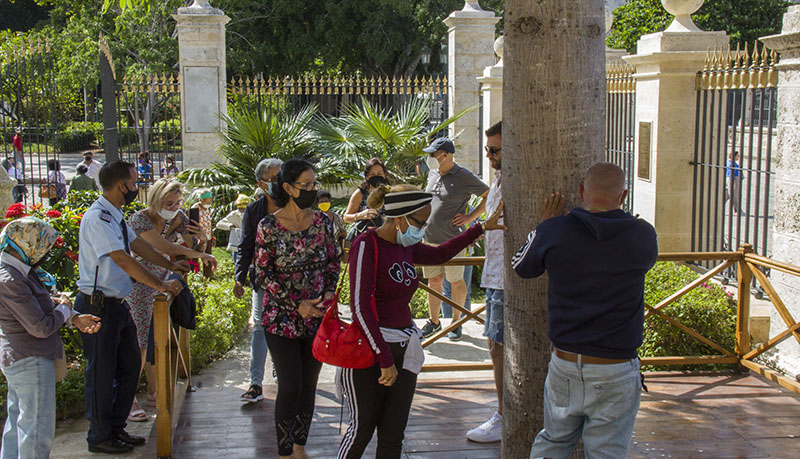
xmin=396 ymin=217 xmax=426 ymax=247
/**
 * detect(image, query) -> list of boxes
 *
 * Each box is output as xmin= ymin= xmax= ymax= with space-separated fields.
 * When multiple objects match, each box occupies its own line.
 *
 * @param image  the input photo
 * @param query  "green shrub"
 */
xmin=53 ymin=121 xmax=102 ymax=152
xmin=641 ymin=261 xmax=737 ymax=369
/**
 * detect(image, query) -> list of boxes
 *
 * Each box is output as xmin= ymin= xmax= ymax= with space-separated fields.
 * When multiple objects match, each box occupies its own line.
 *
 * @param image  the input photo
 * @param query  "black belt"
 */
xmin=77 ymin=292 xmax=124 ymax=305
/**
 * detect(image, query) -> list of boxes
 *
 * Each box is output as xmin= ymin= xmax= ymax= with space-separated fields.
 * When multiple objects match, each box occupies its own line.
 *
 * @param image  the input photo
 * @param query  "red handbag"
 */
xmin=312 ymin=232 xmax=379 ymax=369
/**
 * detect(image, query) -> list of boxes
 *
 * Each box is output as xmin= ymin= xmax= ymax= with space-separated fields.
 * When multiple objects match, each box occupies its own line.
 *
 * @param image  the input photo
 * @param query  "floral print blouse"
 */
xmin=255 ymin=211 xmax=341 ymax=339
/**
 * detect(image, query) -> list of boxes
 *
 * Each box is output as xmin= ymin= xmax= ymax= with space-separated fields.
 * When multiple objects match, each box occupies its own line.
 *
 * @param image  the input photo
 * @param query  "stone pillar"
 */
xmin=622 ymin=0 xmax=727 ymax=251
xmin=173 ymin=1 xmax=229 ymax=169
xmin=476 ymin=36 xmax=503 ymax=182
xmin=759 ymin=5 xmax=800 ymax=376
xmin=444 ymin=1 xmax=499 ymax=176
xmin=0 ymin=168 xmax=15 ymax=215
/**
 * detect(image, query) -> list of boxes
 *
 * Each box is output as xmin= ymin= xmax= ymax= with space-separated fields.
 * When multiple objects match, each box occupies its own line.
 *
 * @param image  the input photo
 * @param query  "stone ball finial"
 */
xmin=605 ymin=0 xmax=627 ymax=34
xmin=494 ymin=35 xmax=504 ymax=60
xmin=463 ymin=1 xmax=484 ymax=12
xmin=189 ymin=0 xmax=212 ymax=8
xmin=662 ymin=0 xmax=704 ymax=32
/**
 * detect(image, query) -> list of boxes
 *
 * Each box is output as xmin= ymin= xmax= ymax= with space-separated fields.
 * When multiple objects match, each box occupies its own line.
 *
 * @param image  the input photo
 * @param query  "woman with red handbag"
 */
xmin=254 ymin=159 xmax=341 ymax=459
xmin=337 ymin=184 xmax=505 ymax=459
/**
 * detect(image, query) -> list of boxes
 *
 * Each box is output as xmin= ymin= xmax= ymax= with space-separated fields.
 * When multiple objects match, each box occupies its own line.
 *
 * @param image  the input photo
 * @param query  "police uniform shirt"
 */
xmin=76 ymin=196 xmax=138 ymax=299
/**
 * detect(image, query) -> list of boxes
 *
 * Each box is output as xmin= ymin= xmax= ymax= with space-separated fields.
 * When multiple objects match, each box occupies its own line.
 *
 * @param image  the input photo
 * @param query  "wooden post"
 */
xmin=736 ymin=244 xmax=754 ymax=359
xmin=154 ymin=294 xmax=172 ymax=458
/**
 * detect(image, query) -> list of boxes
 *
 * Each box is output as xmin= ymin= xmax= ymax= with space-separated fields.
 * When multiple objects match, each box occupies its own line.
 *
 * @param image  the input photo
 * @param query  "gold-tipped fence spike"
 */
xmin=752 ymin=41 xmax=760 ymax=68
xmin=768 ymin=49 xmax=778 ymax=88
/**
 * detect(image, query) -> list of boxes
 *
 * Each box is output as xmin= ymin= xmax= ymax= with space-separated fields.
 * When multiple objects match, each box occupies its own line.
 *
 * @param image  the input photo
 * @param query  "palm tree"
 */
xmin=178 ymin=103 xmax=317 ymax=217
xmin=503 ymin=1 xmax=606 ymax=457
xmin=311 ymin=96 xmax=478 ymax=186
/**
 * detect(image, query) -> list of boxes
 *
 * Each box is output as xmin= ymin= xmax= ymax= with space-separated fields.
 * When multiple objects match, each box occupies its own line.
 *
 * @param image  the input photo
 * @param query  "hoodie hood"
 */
xmin=569 ymin=207 xmax=638 ymax=241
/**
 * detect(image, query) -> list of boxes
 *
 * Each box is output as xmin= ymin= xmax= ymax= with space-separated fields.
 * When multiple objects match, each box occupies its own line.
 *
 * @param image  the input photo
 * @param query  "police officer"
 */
xmin=74 ymin=160 xmax=186 ymax=454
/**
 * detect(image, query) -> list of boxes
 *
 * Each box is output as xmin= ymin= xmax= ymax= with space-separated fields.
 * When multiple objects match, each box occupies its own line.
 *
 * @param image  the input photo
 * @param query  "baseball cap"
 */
xmin=423 ymin=137 xmax=455 ymax=154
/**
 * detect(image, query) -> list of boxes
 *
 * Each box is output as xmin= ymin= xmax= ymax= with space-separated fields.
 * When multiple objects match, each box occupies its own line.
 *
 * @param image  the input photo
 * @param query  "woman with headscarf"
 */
xmin=343 ymin=158 xmax=390 ymax=241
xmin=0 ymin=217 xmax=102 ymax=458
xmin=336 ymin=184 xmax=505 ymax=459
xmin=254 ymin=158 xmax=341 ymax=459
xmin=125 ymin=178 xmax=216 ymax=421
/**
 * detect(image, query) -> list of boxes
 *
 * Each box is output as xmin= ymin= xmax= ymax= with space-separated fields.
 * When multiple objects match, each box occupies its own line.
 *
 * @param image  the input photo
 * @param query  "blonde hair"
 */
xmin=367 ymin=184 xmax=419 ymax=210
xmin=148 ymin=178 xmax=184 ymax=211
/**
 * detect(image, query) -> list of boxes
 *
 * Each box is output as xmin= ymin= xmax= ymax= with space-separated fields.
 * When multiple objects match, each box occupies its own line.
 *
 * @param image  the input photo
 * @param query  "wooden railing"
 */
xmin=416 ymin=244 xmax=800 ymax=397
xmin=153 ymin=293 xmax=192 ymax=459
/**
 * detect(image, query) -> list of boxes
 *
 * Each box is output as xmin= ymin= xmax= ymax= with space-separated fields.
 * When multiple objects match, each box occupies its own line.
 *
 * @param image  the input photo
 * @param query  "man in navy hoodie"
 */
xmin=512 ymin=162 xmax=658 ymax=459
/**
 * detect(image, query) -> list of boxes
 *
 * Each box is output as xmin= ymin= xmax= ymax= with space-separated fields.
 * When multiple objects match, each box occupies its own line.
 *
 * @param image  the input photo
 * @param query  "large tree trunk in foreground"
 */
xmin=502 ymin=1 xmax=606 ymax=457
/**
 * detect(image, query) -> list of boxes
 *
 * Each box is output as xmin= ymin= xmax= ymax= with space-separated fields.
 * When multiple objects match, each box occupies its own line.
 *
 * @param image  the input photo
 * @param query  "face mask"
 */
xmin=318 ymin=202 xmax=331 ymax=212
xmin=122 ymin=183 xmax=139 ymax=206
xmin=426 ymin=155 xmax=440 ymax=171
xmin=201 ymin=203 xmax=211 ymax=209
xmin=367 ymin=175 xmax=387 ymax=189
xmin=159 ymin=208 xmax=179 ymax=220
xmin=396 ymin=217 xmax=426 ymax=247
xmin=293 ymin=189 xmax=317 ymax=209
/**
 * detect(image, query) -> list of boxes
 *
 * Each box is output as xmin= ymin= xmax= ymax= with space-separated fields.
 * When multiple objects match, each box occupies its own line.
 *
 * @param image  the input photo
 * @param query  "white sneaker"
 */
xmin=466 ymin=412 xmax=502 ymax=443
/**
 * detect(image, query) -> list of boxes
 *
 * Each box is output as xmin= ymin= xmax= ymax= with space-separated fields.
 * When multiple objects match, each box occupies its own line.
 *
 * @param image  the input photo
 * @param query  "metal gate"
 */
xmin=691 ymin=44 xmax=777 ymax=272
xmin=605 ymin=64 xmax=636 ymax=213
xmin=0 ymin=38 xmax=61 ymax=207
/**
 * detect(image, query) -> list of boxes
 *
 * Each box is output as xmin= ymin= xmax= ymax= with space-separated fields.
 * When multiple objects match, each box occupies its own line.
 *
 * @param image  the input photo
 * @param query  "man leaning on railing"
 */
xmin=513 ymin=163 xmax=658 ymax=459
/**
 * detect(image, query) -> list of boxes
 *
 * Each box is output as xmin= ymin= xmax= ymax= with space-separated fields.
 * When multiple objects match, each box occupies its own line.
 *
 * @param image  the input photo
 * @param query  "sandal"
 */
xmin=240 ymin=384 xmax=263 ymax=403
xmin=127 ymin=409 xmax=147 ymax=422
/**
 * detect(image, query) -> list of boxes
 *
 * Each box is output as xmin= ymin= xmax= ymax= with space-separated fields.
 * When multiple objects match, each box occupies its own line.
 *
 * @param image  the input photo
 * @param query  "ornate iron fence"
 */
xmin=118 ymin=73 xmax=183 ymax=186
xmin=606 ymin=63 xmax=636 ymax=213
xmin=0 ymin=38 xmax=61 ymax=208
xmin=691 ymin=44 xmax=777 ymax=280
xmin=227 ymin=74 xmax=449 ymax=123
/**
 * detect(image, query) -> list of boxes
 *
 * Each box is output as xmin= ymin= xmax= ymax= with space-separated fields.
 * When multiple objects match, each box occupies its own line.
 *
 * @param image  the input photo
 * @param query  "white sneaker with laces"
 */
xmin=466 ymin=412 xmax=502 ymax=443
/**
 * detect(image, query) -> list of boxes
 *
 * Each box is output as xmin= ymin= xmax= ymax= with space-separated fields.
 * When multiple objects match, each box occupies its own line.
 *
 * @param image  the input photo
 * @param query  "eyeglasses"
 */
xmin=293 ymin=181 xmax=321 ymax=191
xmin=407 ymin=215 xmax=428 ymax=230
xmin=163 ymin=199 xmax=184 ymax=210
xmin=260 ymin=175 xmax=277 ymax=183
xmin=484 ymin=146 xmax=502 ymax=156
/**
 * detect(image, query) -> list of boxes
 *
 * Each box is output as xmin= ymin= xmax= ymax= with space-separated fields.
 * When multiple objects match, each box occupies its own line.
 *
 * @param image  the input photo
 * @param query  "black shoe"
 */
xmin=88 ymin=438 xmax=134 ymax=454
xmin=421 ymin=319 xmax=442 ymax=338
xmin=114 ymin=430 xmax=146 ymax=446
xmin=241 ymin=383 xmax=264 ymax=403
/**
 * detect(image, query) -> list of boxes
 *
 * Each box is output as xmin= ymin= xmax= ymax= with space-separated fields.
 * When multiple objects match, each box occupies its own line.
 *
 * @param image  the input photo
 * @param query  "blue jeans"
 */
xmin=1 ymin=356 xmax=56 ymax=459
xmin=531 ymin=352 xmax=641 ymax=459
xmin=250 ymin=287 xmax=268 ymax=386
xmin=483 ymin=288 xmax=504 ymax=344
xmin=441 ymin=264 xmax=472 ymax=318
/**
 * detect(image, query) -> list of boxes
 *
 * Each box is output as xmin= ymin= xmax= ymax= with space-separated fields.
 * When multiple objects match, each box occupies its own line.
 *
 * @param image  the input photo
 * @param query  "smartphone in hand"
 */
xmin=188 ymin=207 xmax=200 ymax=224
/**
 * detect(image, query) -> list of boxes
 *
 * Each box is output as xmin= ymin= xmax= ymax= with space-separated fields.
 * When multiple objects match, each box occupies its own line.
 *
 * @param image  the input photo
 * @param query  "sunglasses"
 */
xmin=484 ymin=146 xmax=502 ymax=156
xmin=407 ymin=215 xmax=428 ymax=230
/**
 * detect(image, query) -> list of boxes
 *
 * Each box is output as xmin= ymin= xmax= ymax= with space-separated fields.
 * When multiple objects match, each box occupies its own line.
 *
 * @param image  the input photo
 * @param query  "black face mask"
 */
xmin=293 ymin=188 xmax=317 ymax=209
xmin=367 ymin=175 xmax=388 ymax=189
xmin=121 ymin=183 xmax=139 ymax=206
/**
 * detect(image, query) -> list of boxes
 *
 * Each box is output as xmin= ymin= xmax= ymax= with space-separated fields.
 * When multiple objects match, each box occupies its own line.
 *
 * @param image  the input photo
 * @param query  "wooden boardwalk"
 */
xmin=146 ymin=372 xmax=800 ymax=458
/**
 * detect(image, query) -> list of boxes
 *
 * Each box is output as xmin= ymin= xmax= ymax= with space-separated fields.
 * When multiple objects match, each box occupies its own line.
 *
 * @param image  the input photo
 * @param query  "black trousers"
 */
xmin=265 ymin=333 xmax=322 ymax=456
xmin=74 ymin=296 xmax=141 ymax=446
xmin=337 ymin=342 xmax=418 ymax=459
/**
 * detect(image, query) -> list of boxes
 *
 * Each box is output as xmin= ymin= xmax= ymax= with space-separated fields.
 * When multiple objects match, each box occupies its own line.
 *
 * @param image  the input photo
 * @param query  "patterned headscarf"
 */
xmin=0 ymin=217 xmax=58 ymax=288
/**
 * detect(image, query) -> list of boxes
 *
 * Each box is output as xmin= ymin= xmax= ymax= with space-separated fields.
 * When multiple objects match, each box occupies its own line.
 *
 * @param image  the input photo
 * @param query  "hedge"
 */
xmin=53 ymin=121 xmax=102 ymax=152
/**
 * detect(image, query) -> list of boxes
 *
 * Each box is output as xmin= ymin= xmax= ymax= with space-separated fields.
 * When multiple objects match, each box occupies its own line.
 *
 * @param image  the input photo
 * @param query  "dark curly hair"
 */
xmin=270 ymin=158 xmax=315 ymax=207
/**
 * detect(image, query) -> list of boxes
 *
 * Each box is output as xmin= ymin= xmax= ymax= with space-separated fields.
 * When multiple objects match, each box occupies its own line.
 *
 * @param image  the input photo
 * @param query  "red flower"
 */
xmin=45 ymin=209 xmax=62 ymax=218
xmin=5 ymin=203 xmax=26 ymax=219
xmin=65 ymin=250 xmax=78 ymax=262
xmin=54 ymin=236 xmax=65 ymax=248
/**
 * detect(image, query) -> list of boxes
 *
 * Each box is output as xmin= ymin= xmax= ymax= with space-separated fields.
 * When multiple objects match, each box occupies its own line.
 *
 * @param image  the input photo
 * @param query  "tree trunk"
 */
xmin=502 ymin=1 xmax=606 ymax=458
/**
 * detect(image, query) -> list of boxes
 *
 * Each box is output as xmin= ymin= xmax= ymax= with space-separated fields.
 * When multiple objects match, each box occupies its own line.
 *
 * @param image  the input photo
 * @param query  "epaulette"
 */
xmin=100 ymin=209 xmax=113 ymax=223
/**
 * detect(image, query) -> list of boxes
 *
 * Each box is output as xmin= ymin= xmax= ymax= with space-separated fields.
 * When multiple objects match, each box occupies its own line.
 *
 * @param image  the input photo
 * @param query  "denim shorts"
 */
xmin=483 ymin=288 xmax=504 ymax=344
